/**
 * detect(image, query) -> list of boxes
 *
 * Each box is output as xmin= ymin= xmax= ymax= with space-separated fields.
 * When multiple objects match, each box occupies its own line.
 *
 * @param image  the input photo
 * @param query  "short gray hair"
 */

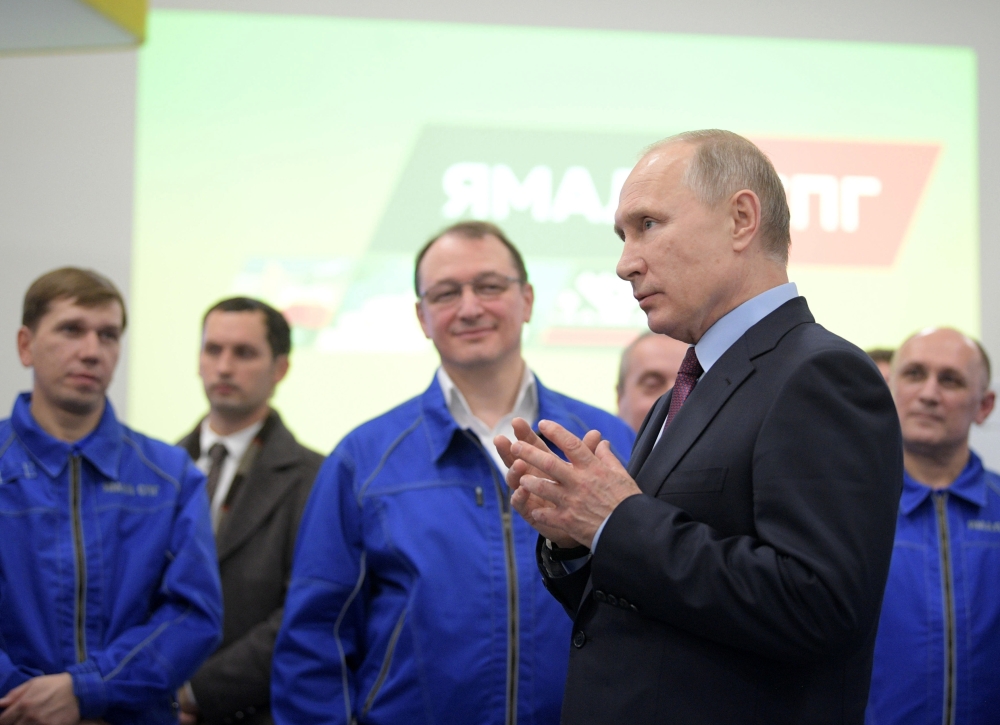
xmin=651 ymin=129 xmax=791 ymax=264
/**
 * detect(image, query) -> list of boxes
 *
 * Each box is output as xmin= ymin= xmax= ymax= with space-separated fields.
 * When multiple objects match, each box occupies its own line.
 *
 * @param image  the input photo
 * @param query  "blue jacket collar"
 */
xmin=900 ymin=450 xmax=988 ymax=515
xmin=10 ymin=393 xmax=123 ymax=480
xmin=419 ymin=373 xmax=578 ymax=463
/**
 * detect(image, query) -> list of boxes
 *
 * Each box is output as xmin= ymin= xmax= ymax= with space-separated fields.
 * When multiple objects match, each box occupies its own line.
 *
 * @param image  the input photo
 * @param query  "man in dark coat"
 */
xmin=177 ymin=297 xmax=322 ymax=725
xmin=499 ymin=130 xmax=903 ymax=725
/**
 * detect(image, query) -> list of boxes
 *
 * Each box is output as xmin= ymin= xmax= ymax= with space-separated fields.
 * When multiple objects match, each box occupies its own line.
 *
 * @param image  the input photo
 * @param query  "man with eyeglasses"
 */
xmin=272 ymin=221 xmax=635 ymax=725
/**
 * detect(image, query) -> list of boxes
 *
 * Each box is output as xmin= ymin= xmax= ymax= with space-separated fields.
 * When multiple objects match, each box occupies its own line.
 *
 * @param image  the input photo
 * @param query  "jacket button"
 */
xmin=619 ymin=598 xmax=630 ymax=609
xmin=606 ymin=594 xmax=618 ymax=606
xmin=594 ymin=590 xmax=607 ymax=602
xmin=236 ymin=713 xmax=244 ymax=720
xmin=573 ymin=630 xmax=587 ymax=648
xmin=630 ymin=604 xmax=639 ymax=612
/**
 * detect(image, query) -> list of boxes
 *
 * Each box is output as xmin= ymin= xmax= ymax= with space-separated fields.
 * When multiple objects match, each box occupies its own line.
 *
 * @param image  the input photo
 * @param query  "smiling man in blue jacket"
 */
xmin=272 ymin=221 xmax=635 ymax=725
xmin=0 ymin=268 xmax=222 ymax=725
xmin=867 ymin=328 xmax=1000 ymax=725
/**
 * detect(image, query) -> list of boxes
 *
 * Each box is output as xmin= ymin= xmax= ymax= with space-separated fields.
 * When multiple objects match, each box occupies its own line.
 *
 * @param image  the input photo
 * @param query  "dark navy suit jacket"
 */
xmin=542 ymin=297 xmax=903 ymax=725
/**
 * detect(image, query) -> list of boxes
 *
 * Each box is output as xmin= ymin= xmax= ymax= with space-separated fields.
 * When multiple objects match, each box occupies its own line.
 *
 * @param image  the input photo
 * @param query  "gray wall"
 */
xmin=3 ymin=0 xmax=999 ymax=457
xmin=0 ymin=48 xmax=135 ymax=415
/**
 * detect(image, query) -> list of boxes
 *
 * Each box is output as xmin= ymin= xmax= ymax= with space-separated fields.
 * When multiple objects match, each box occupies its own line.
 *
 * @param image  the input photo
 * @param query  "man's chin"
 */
xmin=210 ymin=401 xmax=260 ymax=419
xmin=55 ymin=394 xmax=104 ymax=417
xmin=903 ymin=435 xmax=963 ymax=456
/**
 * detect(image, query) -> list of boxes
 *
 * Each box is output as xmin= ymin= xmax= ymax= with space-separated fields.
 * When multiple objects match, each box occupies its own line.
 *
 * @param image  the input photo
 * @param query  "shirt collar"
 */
xmin=10 ymin=392 xmax=123 ymax=480
xmin=436 ymin=365 xmax=537 ymax=436
xmin=695 ymin=283 xmax=799 ymax=374
xmin=199 ymin=417 xmax=265 ymax=463
xmin=900 ymin=450 xmax=988 ymax=515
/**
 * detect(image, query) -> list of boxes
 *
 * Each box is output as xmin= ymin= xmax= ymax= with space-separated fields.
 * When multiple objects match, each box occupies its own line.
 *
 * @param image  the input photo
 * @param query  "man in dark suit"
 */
xmin=498 ymin=130 xmax=903 ymax=724
xmin=177 ymin=297 xmax=322 ymax=725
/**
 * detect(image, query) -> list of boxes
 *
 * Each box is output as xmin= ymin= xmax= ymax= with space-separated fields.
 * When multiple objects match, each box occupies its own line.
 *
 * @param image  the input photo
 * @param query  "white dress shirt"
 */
xmin=437 ymin=365 xmax=539 ymax=473
xmin=196 ymin=418 xmax=265 ymax=530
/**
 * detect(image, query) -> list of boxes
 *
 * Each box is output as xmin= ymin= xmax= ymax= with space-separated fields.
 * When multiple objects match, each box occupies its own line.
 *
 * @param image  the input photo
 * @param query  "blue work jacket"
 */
xmin=0 ymin=394 xmax=223 ymax=724
xmin=866 ymin=452 xmax=1000 ymax=725
xmin=272 ymin=375 xmax=635 ymax=725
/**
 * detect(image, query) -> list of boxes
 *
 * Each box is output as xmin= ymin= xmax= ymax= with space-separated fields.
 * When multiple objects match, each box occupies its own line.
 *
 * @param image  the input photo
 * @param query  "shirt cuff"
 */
xmin=184 ymin=681 xmax=198 ymax=708
xmin=590 ymin=513 xmax=612 ymax=554
xmin=67 ymin=659 xmax=107 ymax=719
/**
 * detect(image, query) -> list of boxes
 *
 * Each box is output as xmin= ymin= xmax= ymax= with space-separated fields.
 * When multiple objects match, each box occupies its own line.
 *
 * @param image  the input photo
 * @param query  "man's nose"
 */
xmin=917 ymin=377 xmax=941 ymax=403
xmin=216 ymin=349 xmax=235 ymax=373
xmin=616 ymin=239 xmax=644 ymax=281
xmin=78 ymin=331 xmax=102 ymax=360
xmin=456 ymin=284 xmax=484 ymax=318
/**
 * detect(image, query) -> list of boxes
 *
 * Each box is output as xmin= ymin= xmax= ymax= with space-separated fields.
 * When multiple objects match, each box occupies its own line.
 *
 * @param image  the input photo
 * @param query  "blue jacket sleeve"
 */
xmin=65 ymin=462 xmax=223 ymax=718
xmin=0 ymin=652 xmax=41 ymax=697
xmin=272 ymin=450 xmax=366 ymax=725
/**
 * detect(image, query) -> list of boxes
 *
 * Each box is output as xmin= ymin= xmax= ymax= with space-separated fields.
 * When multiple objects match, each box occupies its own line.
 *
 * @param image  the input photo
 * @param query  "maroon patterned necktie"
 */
xmin=665 ymin=346 xmax=703 ymax=427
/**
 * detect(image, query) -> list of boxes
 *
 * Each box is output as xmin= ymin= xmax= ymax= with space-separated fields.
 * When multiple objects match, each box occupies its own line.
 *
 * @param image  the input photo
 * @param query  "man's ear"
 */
xmin=975 ymin=389 xmax=996 ymax=425
xmin=415 ymin=301 xmax=432 ymax=339
xmin=729 ymin=189 xmax=762 ymax=253
xmin=272 ymin=354 xmax=290 ymax=385
xmin=521 ymin=282 xmax=535 ymax=324
xmin=16 ymin=327 xmax=34 ymax=368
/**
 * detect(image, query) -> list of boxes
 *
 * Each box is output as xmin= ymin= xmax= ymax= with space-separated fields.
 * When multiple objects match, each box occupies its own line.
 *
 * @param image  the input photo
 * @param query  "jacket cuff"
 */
xmin=67 ymin=660 xmax=107 ymax=719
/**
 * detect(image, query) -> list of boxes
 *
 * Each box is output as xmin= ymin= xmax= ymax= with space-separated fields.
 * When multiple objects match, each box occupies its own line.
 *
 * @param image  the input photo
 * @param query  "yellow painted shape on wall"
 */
xmin=80 ymin=0 xmax=147 ymax=42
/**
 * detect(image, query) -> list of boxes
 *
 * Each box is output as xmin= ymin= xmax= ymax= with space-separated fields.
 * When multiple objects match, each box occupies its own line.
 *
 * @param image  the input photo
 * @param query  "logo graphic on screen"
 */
xmin=757 ymin=138 xmax=939 ymax=265
xmin=238 ymin=127 xmax=939 ymax=351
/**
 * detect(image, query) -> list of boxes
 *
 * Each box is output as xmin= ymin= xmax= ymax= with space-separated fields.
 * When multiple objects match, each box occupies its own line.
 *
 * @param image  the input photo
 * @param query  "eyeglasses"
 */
xmin=419 ymin=273 xmax=523 ymax=307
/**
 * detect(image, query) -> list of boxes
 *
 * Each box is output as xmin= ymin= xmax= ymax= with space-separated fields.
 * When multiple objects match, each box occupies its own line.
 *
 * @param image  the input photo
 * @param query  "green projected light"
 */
xmin=132 ymin=11 xmax=977 ymax=453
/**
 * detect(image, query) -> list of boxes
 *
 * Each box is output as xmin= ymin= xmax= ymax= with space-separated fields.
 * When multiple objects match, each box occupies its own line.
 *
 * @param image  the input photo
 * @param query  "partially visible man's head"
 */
xmin=616 ymin=332 xmax=690 ymax=431
xmin=415 ymin=221 xmax=533 ymax=372
xmin=614 ymin=130 xmax=790 ymax=343
xmin=199 ymin=297 xmax=291 ymax=421
xmin=866 ymin=348 xmax=894 ymax=383
xmin=17 ymin=267 xmax=126 ymax=417
xmin=891 ymin=328 xmax=994 ymax=457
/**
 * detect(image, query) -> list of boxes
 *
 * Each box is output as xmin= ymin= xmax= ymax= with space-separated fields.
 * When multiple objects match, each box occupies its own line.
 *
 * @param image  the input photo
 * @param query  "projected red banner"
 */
xmin=754 ymin=139 xmax=940 ymax=266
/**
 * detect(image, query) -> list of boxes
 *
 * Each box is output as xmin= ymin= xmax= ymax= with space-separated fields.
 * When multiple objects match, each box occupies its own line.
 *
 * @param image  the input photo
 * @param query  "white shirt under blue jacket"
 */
xmin=271 ymin=374 xmax=635 ymax=725
xmin=866 ymin=451 xmax=1000 ymax=725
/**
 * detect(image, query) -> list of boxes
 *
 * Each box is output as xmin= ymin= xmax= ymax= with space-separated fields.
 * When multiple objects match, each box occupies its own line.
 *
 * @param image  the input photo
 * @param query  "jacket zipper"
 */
xmin=70 ymin=455 xmax=88 ymax=663
xmin=359 ymin=608 xmax=407 ymax=717
xmin=933 ymin=492 xmax=956 ymax=725
xmin=465 ymin=432 xmax=519 ymax=725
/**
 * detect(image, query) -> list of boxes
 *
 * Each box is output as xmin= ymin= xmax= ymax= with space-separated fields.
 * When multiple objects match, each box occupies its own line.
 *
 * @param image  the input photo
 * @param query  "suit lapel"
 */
xmin=627 ymin=393 xmax=671 ymax=478
xmin=632 ymin=296 xmax=815 ymax=497
xmin=215 ymin=415 xmax=299 ymax=562
xmin=635 ymin=341 xmax=754 ymax=496
xmin=177 ymin=422 xmax=202 ymax=460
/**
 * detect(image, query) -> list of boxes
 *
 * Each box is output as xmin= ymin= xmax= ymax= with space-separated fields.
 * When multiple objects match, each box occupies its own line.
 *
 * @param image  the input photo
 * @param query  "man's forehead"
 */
xmin=615 ymin=145 xmax=695 ymax=221
xmin=204 ymin=309 xmax=268 ymax=339
xmin=899 ymin=330 xmax=979 ymax=369
xmin=419 ymin=234 xmax=518 ymax=280
xmin=633 ymin=335 xmax=687 ymax=363
xmin=46 ymin=297 xmax=123 ymax=325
